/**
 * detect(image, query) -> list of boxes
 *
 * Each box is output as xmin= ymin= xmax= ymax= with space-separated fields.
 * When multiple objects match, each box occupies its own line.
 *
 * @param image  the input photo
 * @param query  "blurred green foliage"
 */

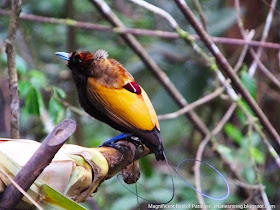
xmin=0 ymin=0 xmax=279 ymax=209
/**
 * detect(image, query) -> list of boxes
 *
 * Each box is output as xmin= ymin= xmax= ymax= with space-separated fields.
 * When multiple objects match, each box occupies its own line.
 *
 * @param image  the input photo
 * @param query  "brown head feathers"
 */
xmin=68 ymin=49 xmax=134 ymax=88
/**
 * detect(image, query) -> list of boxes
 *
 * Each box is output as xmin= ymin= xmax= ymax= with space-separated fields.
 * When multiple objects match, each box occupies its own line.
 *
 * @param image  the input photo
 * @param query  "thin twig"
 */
xmin=129 ymin=0 xmax=178 ymax=28
xmin=247 ymin=124 xmax=272 ymax=210
xmin=233 ymin=30 xmax=255 ymax=72
xmin=158 ymin=87 xmax=225 ymax=120
xmin=238 ymin=102 xmax=280 ymax=168
xmin=54 ymin=95 xmax=91 ymax=119
xmin=89 ymin=0 xmax=209 ymax=136
xmin=0 ymin=119 xmax=76 ymax=209
xmin=234 ymin=0 xmax=280 ymax=168
xmin=235 ymin=0 xmax=280 ymax=89
xmin=1 ymin=9 xmax=280 ymax=50
xmin=249 ymin=47 xmax=280 ymax=89
xmin=40 ymin=109 xmax=55 ymax=133
xmin=174 ymin=0 xmax=280 ymax=145
xmin=194 ymin=103 xmax=237 ymax=208
xmin=193 ymin=0 xmax=208 ymax=32
xmin=5 ymin=0 xmax=21 ymax=139
xmin=194 ymin=134 xmax=210 ymax=209
xmin=234 ymin=180 xmax=264 ymax=190
xmin=260 ymin=185 xmax=272 ymax=210
xmin=129 ymin=0 xmax=238 ymax=100
xmin=248 ymin=0 xmax=277 ymax=76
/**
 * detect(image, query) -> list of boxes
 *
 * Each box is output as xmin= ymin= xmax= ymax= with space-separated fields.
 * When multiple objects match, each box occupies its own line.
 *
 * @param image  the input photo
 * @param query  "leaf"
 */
xmin=41 ymin=185 xmax=87 ymax=210
xmin=206 ymin=8 xmax=237 ymax=36
xmin=0 ymin=54 xmax=27 ymax=74
xmin=236 ymin=105 xmax=247 ymax=126
xmin=28 ymin=70 xmax=47 ymax=89
xmin=237 ymin=99 xmax=255 ymax=126
xmin=48 ymin=96 xmax=65 ymax=124
xmin=216 ymin=144 xmax=233 ymax=161
xmin=53 ymin=87 xmax=66 ymax=99
xmin=250 ymin=147 xmax=265 ymax=164
xmin=241 ymin=70 xmax=257 ymax=100
xmin=224 ymin=123 xmax=243 ymax=145
xmin=19 ymin=81 xmax=32 ymax=98
xmin=36 ymin=87 xmax=46 ymax=113
xmin=25 ymin=87 xmax=45 ymax=115
xmin=244 ymin=166 xmax=256 ymax=184
xmin=16 ymin=55 xmax=28 ymax=74
xmin=25 ymin=87 xmax=40 ymax=115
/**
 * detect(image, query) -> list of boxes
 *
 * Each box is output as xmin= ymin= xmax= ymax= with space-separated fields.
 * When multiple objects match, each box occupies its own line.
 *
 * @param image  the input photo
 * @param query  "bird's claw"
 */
xmin=99 ymin=133 xmax=144 ymax=149
xmin=99 ymin=133 xmax=132 ymax=148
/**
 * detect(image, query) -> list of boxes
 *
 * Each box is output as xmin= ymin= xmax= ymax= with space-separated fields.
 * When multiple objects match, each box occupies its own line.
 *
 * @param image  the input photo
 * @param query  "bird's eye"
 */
xmin=73 ymin=54 xmax=82 ymax=64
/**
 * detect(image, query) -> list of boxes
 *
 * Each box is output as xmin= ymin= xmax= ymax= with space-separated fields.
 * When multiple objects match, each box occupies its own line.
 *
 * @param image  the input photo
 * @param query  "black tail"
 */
xmin=153 ymin=144 xmax=165 ymax=161
xmin=135 ymin=127 xmax=165 ymax=161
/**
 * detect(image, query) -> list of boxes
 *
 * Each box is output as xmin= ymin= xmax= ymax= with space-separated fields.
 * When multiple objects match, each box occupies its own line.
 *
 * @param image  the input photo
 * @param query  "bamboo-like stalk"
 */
xmin=0 ymin=136 xmax=150 ymax=208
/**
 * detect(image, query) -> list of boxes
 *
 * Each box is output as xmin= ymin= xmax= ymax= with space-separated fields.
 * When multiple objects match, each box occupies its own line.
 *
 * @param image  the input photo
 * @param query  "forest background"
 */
xmin=0 ymin=0 xmax=280 ymax=209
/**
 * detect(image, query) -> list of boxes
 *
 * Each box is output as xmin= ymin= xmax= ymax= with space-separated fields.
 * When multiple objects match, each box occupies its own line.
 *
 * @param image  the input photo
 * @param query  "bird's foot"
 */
xmin=99 ymin=133 xmax=132 ymax=150
xmin=99 ymin=133 xmax=143 ymax=150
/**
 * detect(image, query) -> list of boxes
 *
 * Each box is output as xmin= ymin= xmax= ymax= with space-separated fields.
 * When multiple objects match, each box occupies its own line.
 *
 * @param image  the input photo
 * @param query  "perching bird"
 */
xmin=56 ymin=50 xmax=164 ymax=160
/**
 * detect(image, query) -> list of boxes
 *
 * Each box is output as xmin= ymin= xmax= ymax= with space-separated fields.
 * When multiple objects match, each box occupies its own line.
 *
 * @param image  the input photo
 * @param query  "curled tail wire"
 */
xmin=118 ymin=152 xmax=230 ymax=203
xmin=175 ymin=158 xmax=230 ymax=201
xmin=117 ymin=150 xmax=175 ymax=204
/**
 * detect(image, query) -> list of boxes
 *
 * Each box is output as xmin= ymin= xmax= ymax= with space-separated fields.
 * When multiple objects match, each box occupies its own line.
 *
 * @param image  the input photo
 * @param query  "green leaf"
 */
xmin=53 ymin=87 xmax=66 ymax=99
xmin=236 ymin=105 xmax=247 ymax=126
xmin=250 ymin=147 xmax=265 ymax=164
xmin=216 ymin=144 xmax=233 ymax=161
xmin=28 ymin=70 xmax=47 ymax=89
xmin=244 ymin=166 xmax=256 ymax=184
xmin=206 ymin=8 xmax=236 ymax=36
xmin=16 ymin=55 xmax=28 ymax=74
xmin=0 ymin=54 xmax=28 ymax=74
xmin=37 ymin=87 xmax=46 ymax=113
xmin=41 ymin=184 xmax=87 ymax=210
xmin=25 ymin=87 xmax=45 ymax=115
xmin=48 ymin=96 xmax=65 ymax=124
xmin=224 ymin=123 xmax=243 ymax=145
xmin=241 ymin=70 xmax=257 ymax=100
xmin=19 ymin=81 xmax=32 ymax=98
xmin=25 ymin=87 xmax=40 ymax=115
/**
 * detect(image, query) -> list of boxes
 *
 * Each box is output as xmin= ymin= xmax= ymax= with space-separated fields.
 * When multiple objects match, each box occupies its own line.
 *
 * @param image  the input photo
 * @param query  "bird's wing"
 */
xmin=87 ymin=77 xmax=159 ymax=132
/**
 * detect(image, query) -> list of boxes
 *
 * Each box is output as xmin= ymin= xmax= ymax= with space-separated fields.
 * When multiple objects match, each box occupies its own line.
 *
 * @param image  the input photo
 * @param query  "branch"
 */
xmin=234 ymin=0 xmax=280 ymax=89
xmin=193 ymin=0 xmax=208 ymax=32
xmin=1 ymin=9 xmax=280 ymax=50
xmin=5 ymin=0 xmax=21 ymax=139
xmin=0 ymin=168 xmax=43 ymax=210
xmin=233 ymin=30 xmax=255 ymax=72
xmin=129 ymin=0 xmax=239 ymax=102
xmin=248 ymin=0 xmax=277 ymax=76
xmin=158 ymin=86 xmax=225 ymax=120
xmin=0 ymin=119 xmax=76 ymax=209
xmin=233 ymin=0 xmax=280 ymax=168
xmin=89 ymin=0 xmax=209 ymax=136
xmin=194 ymin=103 xmax=238 ymax=207
xmin=97 ymin=141 xmax=150 ymax=181
xmin=249 ymin=47 xmax=280 ymax=89
xmin=174 ymin=0 xmax=280 ymax=145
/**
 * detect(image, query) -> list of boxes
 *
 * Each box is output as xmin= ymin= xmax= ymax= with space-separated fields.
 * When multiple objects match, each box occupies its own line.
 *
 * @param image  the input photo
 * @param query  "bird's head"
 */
xmin=56 ymin=49 xmax=134 ymax=88
xmin=55 ymin=50 xmax=109 ymax=78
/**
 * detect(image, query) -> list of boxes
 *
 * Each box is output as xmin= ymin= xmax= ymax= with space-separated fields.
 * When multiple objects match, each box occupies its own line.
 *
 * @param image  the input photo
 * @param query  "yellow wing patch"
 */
xmin=87 ymin=78 xmax=159 ymax=131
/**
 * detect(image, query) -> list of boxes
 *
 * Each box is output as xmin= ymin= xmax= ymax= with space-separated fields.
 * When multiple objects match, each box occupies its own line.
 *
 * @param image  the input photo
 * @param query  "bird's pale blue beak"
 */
xmin=55 ymin=52 xmax=70 ymax=61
